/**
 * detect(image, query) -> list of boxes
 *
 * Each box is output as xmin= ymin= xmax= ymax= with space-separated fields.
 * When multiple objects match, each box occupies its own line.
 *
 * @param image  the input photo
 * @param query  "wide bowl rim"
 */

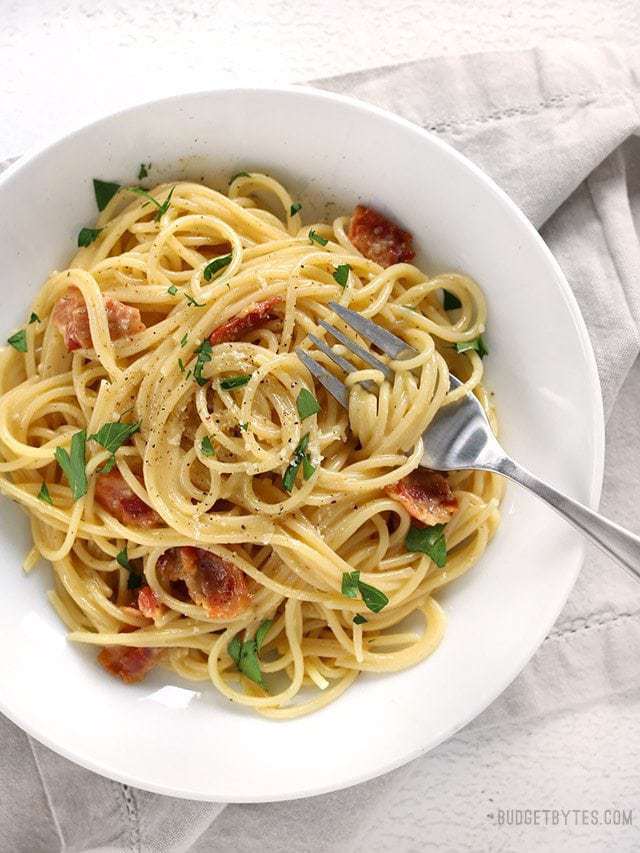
xmin=0 ymin=84 xmax=605 ymax=802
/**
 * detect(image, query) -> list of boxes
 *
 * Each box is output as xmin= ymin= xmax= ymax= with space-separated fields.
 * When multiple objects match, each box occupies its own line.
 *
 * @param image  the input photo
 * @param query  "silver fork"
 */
xmin=296 ymin=302 xmax=640 ymax=582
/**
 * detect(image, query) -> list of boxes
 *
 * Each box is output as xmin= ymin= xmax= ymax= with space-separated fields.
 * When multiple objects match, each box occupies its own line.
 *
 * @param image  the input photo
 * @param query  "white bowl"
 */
xmin=0 ymin=87 xmax=604 ymax=802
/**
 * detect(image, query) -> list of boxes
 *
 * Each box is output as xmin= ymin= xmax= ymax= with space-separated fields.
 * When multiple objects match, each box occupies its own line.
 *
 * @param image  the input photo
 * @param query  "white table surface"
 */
xmin=3 ymin=2 xmax=640 ymax=851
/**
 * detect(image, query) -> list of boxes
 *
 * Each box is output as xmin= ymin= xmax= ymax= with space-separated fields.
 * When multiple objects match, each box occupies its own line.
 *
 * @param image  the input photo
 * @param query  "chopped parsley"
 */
xmin=443 ymin=290 xmax=462 ymax=310
xmin=77 ymin=227 xmax=102 ymax=248
xmin=227 ymin=618 xmax=273 ymax=686
xmin=203 ymin=254 xmax=232 ymax=281
xmin=296 ymin=388 xmax=320 ymax=420
xmin=167 ymin=285 xmax=178 ymax=295
xmin=7 ymin=329 xmax=27 ymax=352
xmin=239 ymin=422 xmax=249 ymax=431
xmin=116 ymin=546 xmax=143 ymax=589
xmin=229 ymin=171 xmax=250 ymax=184
xmin=333 ymin=264 xmax=350 ymax=288
xmin=180 ymin=332 xmax=188 ymax=347
xmin=93 ymin=179 xmax=120 ymax=211
xmin=29 ymin=313 xmax=40 ymax=324
xmin=178 ymin=357 xmax=186 ymax=373
xmin=341 ymin=570 xmax=389 ymax=613
xmin=290 ymin=202 xmax=302 ymax=216
xmin=405 ymin=523 xmax=447 ymax=568
xmin=341 ymin=570 xmax=360 ymax=598
xmin=455 ymin=335 xmax=488 ymax=359
xmin=54 ymin=430 xmax=87 ymax=500
xmin=220 ymin=374 xmax=251 ymax=390
xmin=302 ymin=456 xmax=316 ymax=480
xmin=127 ymin=185 xmax=176 ymax=220
xmin=282 ymin=433 xmax=311 ymax=493
xmin=193 ymin=340 xmax=213 ymax=386
xmin=185 ymin=293 xmax=205 ymax=307
xmin=89 ymin=420 xmax=140 ymax=453
xmin=116 ymin=547 xmax=132 ymax=571
xmin=353 ymin=614 xmax=367 ymax=625
xmin=200 ymin=436 xmax=215 ymax=457
xmin=37 ymin=482 xmax=53 ymax=505
xmin=138 ymin=162 xmax=150 ymax=180
xmin=309 ymin=229 xmax=328 ymax=246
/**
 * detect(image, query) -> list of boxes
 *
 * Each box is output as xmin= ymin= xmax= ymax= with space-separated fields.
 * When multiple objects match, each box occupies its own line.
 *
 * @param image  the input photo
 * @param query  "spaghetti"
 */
xmin=0 ymin=173 xmax=502 ymax=718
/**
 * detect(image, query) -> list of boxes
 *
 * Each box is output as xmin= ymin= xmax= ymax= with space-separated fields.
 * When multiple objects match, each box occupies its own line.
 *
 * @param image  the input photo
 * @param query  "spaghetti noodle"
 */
xmin=0 ymin=173 xmax=502 ymax=718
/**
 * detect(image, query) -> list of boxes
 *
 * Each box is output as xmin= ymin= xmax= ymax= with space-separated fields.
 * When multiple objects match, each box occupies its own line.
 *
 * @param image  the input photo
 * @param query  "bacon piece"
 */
xmin=200 ymin=241 xmax=232 ymax=259
xmin=348 ymin=205 xmax=415 ymax=268
xmin=157 ymin=546 xmax=251 ymax=619
xmin=137 ymin=585 xmax=166 ymax=621
xmin=386 ymin=469 xmax=458 ymax=525
xmin=208 ymin=297 xmax=282 ymax=346
xmin=97 ymin=645 xmax=163 ymax=683
xmin=52 ymin=287 xmax=146 ymax=351
xmin=94 ymin=469 xmax=161 ymax=528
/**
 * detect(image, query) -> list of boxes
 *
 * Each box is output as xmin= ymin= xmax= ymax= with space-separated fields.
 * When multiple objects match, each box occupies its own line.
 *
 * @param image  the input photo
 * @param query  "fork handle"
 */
xmin=495 ymin=457 xmax=640 ymax=582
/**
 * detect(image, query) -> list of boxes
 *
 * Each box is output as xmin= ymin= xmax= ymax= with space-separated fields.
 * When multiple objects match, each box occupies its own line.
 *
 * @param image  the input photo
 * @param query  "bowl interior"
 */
xmin=0 ymin=87 xmax=603 ymax=801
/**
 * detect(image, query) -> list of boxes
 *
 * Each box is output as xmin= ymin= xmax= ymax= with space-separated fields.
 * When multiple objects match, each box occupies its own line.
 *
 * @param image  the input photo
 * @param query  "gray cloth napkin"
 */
xmin=2 ymin=40 xmax=640 ymax=853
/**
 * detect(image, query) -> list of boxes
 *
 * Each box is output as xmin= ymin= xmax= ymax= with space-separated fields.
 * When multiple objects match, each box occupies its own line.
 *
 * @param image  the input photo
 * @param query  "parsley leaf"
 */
xmin=93 ymin=179 xmax=120 ymax=211
xmin=220 ymin=374 xmax=251 ymax=390
xmin=116 ymin=547 xmax=132 ymax=570
xmin=341 ymin=571 xmax=360 ymax=598
xmin=443 ymin=290 xmax=462 ymax=310
xmin=98 ymin=455 xmax=117 ymax=474
xmin=455 ymin=335 xmax=488 ymax=359
xmin=227 ymin=622 xmax=272 ymax=687
xmin=255 ymin=619 xmax=273 ymax=652
xmin=228 ymin=636 xmax=242 ymax=666
xmin=185 ymin=294 xmax=205 ymax=307
xmin=341 ymin=571 xmax=388 ymax=612
xmin=29 ymin=313 xmax=40 ymax=324
xmin=239 ymin=422 xmax=248 ymax=431
xmin=309 ymin=229 xmax=328 ymax=246
xmin=180 ymin=332 xmax=188 ymax=347
xmin=89 ymin=420 xmax=140 ymax=455
xmin=353 ymin=614 xmax=367 ymax=625
xmin=302 ymin=456 xmax=315 ymax=480
xmin=54 ymin=430 xmax=87 ymax=500
xmin=290 ymin=202 xmax=302 ymax=216
xmin=203 ymin=254 xmax=232 ymax=281
xmin=138 ymin=162 xmax=150 ymax=180
xmin=7 ymin=329 xmax=27 ymax=352
xmin=77 ymin=227 xmax=103 ymax=248
xmin=333 ymin=264 xmax=350 ymax=288
xmin=296 ymin=388 xmax=320 ymax=420
xmin=127 ymin=185 xmax=175 ymax=220
xmin=282 ymin=433 xmax=310 ymax=493
xmin=116 ymin=546 xmax=143 ymax=588
xmin=37 ymin=482 xmax=53 ymax=505
xmin=193 ymin=340 xmax=212 ymax=386
xmin=178 ymin=357 xmax=186 ymax=373
xmin=358 ymin=580 xmax=389 ymax=613
xmin=405 ymin=523 xmax=447 ymax=568
xmin=167 ymin=285 xmax=178 ymax=295
xmin=200 ymin=436 xmax=215 ymax=457
xmin=229 ymin=171 xmax=250 ymax=184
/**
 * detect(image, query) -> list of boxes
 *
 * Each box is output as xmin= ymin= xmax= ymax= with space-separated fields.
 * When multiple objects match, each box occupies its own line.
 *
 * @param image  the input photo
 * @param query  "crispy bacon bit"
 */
xmin=386 ymin=469 xmax=458 ymax=525
xmin=200 ymin=241 xmax=232 ymax=259
xmin=52 ymin=287 xmax=146 ymax=351
xmin=157 ymin=546 xmax=251 ymax=619
xmin=94 ymin=469 xmax=161 ymax=528
xmin=208 ymin=297 xmax=282 ymax=346
xmin=97 ymin=645 xmax=163 ymax=683
xmin=137 ymin=585 xmax=166 ymax=621
xmin=348 ymin=205 xmax=415 ymax=268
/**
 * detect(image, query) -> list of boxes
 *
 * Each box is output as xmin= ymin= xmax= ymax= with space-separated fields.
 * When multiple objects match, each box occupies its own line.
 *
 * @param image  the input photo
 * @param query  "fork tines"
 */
xmin=296 ymin=302 xmax=417 ymax=408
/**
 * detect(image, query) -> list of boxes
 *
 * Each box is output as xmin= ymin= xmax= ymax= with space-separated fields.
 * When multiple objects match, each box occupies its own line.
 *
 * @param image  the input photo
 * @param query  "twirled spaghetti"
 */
xmin=0 ymin=172 xmax=502 ymax=718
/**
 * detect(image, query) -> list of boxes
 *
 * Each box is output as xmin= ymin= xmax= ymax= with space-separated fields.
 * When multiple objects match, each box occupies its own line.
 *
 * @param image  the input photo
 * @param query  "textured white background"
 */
xmin=3 ymin=2 xmax=640 ymax=851
xmin=1 ymin=0 xmax=640 ymax=159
